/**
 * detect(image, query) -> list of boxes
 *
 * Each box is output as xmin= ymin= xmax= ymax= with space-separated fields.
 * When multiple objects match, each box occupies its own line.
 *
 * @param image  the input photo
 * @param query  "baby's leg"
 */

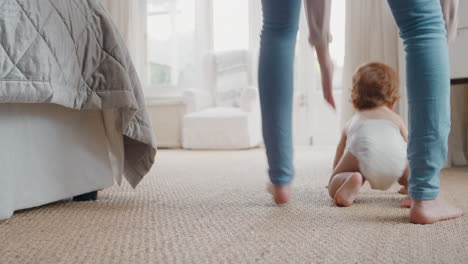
xmin=329 ymin=152 xmax=363 ymax=207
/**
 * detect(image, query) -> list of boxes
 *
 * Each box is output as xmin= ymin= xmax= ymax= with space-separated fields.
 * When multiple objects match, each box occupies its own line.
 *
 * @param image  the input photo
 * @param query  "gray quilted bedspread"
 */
xmin=0 ymin=0 xmax=156 ymax=187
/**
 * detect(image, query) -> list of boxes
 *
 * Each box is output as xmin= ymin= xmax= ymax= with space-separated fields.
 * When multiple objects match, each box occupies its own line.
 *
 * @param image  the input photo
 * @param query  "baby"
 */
xmin=329 ymin=62 xmax=409 ymax=207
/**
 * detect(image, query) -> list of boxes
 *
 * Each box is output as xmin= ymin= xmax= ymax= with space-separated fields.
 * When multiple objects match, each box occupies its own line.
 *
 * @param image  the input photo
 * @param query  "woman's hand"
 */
xmin=320 ymin=59 xmax=336 ymax=109
xmin=315 ymin=42 xmax=336 ymax=109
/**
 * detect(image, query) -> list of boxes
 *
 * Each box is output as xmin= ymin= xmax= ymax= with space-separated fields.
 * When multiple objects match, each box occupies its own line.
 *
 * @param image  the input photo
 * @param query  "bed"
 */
xmin=0 ymin=104 xmax=123 ymax=219
xmin=0 ymin=1 xmax=156 ymax=220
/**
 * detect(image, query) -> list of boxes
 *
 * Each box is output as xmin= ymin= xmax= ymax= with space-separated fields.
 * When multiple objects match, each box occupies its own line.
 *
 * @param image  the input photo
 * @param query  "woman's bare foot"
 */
xmin=410 ymin=198 xmax=464 ymax=224
xmin=401 ymin=197 xmax=411 ymax=208
xmin=333 ymin=172 xmax=363 ymax=207
xmin=267 ymin=184 xmax=291 ymax=205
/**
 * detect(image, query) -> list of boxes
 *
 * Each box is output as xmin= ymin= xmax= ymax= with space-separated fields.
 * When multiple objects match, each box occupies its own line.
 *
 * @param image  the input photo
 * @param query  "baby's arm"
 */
xmin=398 ymin=117 xmax=408 ymax=142
xmin=333 ymin=131 xmax=347 ymax=170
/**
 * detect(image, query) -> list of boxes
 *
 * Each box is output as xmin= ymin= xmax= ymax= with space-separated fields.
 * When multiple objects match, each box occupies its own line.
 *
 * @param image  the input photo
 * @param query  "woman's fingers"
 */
xmin=326 ymin=90 xmax=336 ymax=109
xmin=322 ymin=83 xmax=336 ymax=109
xmin=328 ymin=95 xmax=336 ymax=109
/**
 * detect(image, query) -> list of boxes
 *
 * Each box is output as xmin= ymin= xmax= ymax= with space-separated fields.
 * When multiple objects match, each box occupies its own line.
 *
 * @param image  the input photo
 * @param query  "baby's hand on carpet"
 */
xmin=401 ymin=197 xmax=411 ymax=208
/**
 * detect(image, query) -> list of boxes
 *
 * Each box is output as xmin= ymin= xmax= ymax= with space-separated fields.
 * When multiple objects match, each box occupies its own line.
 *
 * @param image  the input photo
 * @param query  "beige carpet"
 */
xmin=1 ymin=148 xmax=468 ymax=264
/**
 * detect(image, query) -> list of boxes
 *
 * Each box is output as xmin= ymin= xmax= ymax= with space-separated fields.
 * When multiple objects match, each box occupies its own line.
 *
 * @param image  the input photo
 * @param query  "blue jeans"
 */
xmin=259 ymin=0 xmax=450 ymax=200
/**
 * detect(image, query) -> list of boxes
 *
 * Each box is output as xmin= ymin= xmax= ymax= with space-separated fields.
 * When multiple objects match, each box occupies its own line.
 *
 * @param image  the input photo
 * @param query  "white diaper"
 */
xmin=346 ymin=118 xmax=407 ymax=190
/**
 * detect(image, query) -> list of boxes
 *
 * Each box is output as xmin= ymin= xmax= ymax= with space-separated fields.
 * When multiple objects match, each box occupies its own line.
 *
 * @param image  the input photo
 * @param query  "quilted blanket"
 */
xmin=0 ymin=0 xmax=156 ymax=187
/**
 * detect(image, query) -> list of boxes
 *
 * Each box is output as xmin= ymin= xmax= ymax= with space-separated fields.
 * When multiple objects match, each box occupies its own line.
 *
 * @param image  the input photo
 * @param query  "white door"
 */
xmin=247 ymin=0 xmax=345 ymax=147
xmin=293 ymin=0 xmax=345 ymax=147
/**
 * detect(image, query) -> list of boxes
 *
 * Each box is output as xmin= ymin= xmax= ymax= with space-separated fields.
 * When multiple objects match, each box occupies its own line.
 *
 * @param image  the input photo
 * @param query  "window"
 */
xmin=212 ymin=0 xmax=249 ymax=52
xmin=147 ymin=0 xmax=196 ymax=96
xmin=146 ymin=0 xmax=251 ymax=97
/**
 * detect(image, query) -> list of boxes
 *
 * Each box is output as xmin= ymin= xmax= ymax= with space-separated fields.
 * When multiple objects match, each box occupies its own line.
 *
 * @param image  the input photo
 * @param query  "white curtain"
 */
xmin=340 ymin=0 xmax=402 ymax=127
xmin=447 ymin=0 xmax=467 ymax=166
xmin=448 ymin=84 xmax=468 ymax=166
xmin=99 ymin=0 xmax=148 ymax=84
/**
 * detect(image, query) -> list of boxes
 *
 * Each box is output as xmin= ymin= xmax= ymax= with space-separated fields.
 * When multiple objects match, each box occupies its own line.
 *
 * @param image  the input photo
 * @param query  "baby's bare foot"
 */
xmin=410 ymin=198 xmax=463 ymax=224
xmin=267 ymin=184 xmax=291 ymax=205
xmin=398 ymin=187 xmax=408 ymax=195
xmin=334 ymin=172 xmax=363 ymax=207
xmin=401 ymin=197 xmax=411 ymax=208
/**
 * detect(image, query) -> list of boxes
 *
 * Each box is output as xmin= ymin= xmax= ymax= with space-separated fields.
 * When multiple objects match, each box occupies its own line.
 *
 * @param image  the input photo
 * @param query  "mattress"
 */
xmin=0 ymin=104 xmax=124 ymax=220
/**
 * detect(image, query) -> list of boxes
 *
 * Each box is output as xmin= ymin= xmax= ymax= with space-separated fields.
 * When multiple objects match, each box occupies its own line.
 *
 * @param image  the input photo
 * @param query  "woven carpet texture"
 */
xmin=1 ymin=148 xmax=467 ymax=264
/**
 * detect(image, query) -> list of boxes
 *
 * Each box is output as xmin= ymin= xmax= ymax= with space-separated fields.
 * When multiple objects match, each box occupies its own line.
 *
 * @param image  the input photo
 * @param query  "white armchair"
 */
xmin=182 ymin=50 xmax=261 ymax=150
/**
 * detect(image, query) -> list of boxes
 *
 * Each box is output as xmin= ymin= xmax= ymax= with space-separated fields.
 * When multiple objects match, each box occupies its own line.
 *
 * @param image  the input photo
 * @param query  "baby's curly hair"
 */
xmin=351 ymin=62 xmax=399 ymax=110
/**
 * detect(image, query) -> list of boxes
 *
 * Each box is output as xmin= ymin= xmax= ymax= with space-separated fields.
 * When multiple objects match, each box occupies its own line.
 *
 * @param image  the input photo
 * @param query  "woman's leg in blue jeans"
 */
xmin=388 ymin=0 xmax=462 ymax=223
xmin=387 ymin=0 xmax=449 ymax=200
xmin=259 ymin=0 xmax=301 ymax=187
